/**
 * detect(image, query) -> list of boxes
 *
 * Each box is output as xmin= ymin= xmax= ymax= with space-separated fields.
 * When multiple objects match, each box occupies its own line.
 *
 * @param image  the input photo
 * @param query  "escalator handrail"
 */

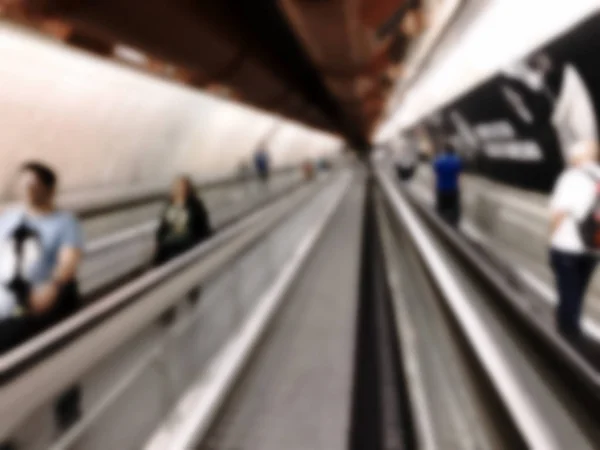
xmin=401 ymin=169 xmax=600 ymax=392
xmin=49 ymin=166 xmax=297 ymax=220
xmin=82 ymin=175 xmax=302 ymax=258
xmin=375 ymin=166 xmax=560 ymax=450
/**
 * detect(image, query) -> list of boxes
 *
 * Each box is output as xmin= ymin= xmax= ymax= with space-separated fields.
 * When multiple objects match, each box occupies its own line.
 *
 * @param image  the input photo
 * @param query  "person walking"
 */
xmin=391 ymin=137 xmax=418 ymax=181
xmin=549 ymin=140 xmax=600 ymax=338
xmin=254 ymin=148 xmax=270 ymax=184
xmin=433 ymin=143 xmax=462 ymax=226
xmin=0 ymin=162 xmax=83 ymax=352
xmin=0 ymin=161 xmax=85 ymax=442
xmin=154 ymin=175 xmax=213 ymax=266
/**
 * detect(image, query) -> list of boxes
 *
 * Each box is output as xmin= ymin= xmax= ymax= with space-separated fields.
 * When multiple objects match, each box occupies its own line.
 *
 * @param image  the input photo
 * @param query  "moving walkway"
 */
xmin=3 ymin=164 xmax=600 ymax=450
xmin=0 ymin=169 xmax=340 ymax=449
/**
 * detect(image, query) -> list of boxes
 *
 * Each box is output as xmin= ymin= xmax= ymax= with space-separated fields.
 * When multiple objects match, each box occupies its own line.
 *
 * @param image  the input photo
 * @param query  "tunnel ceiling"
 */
xmin=0 ymin=0 xmax=430 ymax=149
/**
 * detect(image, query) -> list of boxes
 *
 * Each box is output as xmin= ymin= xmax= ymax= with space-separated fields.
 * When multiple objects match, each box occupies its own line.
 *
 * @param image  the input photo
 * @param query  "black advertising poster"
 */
xmin=421 ymin=11 xmax=600 ymax=192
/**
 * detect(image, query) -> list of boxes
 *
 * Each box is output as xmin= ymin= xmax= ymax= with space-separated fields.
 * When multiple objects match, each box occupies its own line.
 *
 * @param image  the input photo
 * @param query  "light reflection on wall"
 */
xmin=377 ymin=0 xmax=600 ymax=139
xmin=0 ymin=21 xmax=341 ymax=199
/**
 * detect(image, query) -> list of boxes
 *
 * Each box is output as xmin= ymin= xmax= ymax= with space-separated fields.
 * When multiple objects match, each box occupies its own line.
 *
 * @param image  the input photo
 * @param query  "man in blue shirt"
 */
xmin=433 ymin=144 xmax=463 ymax=226
xmin=0 ymin=162 xmax=83 ymax=325
xmin=0 ymin=162 xmax=84 ymax=441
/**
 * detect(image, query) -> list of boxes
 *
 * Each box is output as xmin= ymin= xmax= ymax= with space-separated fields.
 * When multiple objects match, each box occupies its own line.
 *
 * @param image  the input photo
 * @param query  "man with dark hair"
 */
xmin=21 ymin=161 xmax=57 ymax=191
xmin=4 ymin=162 xmax=83 ymax=323
xmin=0 ymin=161 xmax=84 ymax=437
xmin=433 ymin=143 xmax=463 ymax=226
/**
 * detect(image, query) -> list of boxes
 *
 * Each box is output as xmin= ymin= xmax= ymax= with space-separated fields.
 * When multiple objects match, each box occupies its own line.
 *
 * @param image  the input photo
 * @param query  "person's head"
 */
xmin=568 ymin=140 xmax=598 ymax=167
xmin=444 ymin=143 xmax=456 ymax=156
xmin=18 ymin=161 xmax=58 ymax=208
xmin=171 ymin=175 xmax=195 ymax=203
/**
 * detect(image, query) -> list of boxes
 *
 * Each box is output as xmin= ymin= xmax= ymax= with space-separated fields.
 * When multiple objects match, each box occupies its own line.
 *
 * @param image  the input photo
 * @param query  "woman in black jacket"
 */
xmin=154 ymin=176 xmax=213 ymax=266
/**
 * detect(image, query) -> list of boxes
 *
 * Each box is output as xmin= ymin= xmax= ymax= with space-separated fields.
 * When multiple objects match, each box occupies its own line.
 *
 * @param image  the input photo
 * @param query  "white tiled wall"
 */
xmin=0 ymin=22 xmax=341 ymax=199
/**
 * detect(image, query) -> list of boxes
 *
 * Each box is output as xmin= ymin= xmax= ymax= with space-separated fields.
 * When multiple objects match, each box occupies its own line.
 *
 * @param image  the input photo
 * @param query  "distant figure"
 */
xmin=254 ymin=148 xmax=270 ymax=183
xmin=154 ymin=176 xmax=212 ymax=266
xmin=549 ymin=141 xmax=600 ymax=338
xmin=318 ymin=158 xmax=332 ymax=171
xmin=393 ymin=145 xmax=418 ymax=182
xmin=433 ymin=144 xmax=462 ymax=226
xmin=388 ymin=135 xmax=418 ymax=181
xmin=302 ymin=160 xmax=315 ymax=181
xmin=0 ymin=161 xmax=84 ymax=434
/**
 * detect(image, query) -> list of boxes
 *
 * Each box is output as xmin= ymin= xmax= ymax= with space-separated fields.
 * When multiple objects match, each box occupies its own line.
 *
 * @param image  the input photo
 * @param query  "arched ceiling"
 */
xmin=0 ymin=0 xmax=435 ymax=148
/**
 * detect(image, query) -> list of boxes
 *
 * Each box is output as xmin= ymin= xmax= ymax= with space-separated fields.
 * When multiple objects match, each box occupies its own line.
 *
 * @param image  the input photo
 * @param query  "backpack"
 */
xmin=0 ymin=219 xmax=42 ymax=319
xmin=578 ymin=171 xmax=600 ymax=251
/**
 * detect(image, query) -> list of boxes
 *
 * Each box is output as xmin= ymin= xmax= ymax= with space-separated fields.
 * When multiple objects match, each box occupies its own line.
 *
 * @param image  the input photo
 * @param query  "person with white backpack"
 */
xmin=549 ymin=140 xmax=600 ymax=338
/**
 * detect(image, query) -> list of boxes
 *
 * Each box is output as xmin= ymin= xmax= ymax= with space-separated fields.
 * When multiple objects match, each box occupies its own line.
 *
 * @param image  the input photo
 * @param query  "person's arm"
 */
xmin=152 ymin=208 xmax=170 ymax=266
xmin=191 ymin=199 xmax=213 ymax=241
xmin=155 ymin=202 xmax=172 ymax=241
xmin=30 ymin=248 xmax=81 ymax=315
xmin=30 ymin=215 xmax=83 ymax=314
xmin=548 ymin=174 xmax=571 ymax=237
xmin=52 ymin=247 xmax=81 ymax=286
xmin=550 ymin=211 xmax=568 ymax=235
xmin=156 ymin=216 xmax=168 ymax=242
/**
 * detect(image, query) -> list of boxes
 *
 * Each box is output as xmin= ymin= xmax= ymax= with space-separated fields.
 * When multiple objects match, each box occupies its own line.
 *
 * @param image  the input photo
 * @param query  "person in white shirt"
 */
xmin=389 ymin=136 xmax=417 ymax=181
xmin=549 ymin=140 xmax=600 ymax=337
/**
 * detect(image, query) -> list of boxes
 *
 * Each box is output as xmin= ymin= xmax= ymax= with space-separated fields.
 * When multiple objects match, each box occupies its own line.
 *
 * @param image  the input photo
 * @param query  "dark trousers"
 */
xmin=395 ymin=166 xmax=415 ymax=181
xmin=0 ymin=283 xmax=82 ymax=444
xmin=436 ymin=189 xmax=460 ymax=227
xmin=0 ymin=317 xmax=35 ymax=354
xmin=550 ymin=249 xmax=597 ymax=336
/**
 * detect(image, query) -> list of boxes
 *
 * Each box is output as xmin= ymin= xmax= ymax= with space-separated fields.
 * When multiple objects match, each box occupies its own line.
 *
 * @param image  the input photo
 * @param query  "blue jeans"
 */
xmin=550 ymin=250 xmax=597 ymax=336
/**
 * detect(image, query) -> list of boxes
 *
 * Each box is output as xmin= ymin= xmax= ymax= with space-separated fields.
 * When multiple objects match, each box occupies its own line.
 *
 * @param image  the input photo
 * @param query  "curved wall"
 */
xmin=377 ymin=0 xmax=600 ymax=139
xmin=0 ymin=22 xmax=341 ymax=199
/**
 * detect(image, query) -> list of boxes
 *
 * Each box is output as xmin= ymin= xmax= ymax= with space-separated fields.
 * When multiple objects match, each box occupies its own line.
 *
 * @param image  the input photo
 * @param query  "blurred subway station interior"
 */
xmin=1 ymin=1 xmax=600 ymax=449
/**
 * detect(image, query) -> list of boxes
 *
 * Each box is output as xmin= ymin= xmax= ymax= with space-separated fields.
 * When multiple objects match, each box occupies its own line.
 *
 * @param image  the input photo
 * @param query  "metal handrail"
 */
xmin=0 ymin=178 xmax=322 ymax=380
xmin=375 ymin=167 xmax=559 ymax=450
xmin=145 ymin=171 xmax=352 ymax=450
xmin=82 ymin=175 xmax=302 ymax=257
xmin=43 ymin=166 xmax=297 ymax=219
xmin=0 ymin=175 xmax=330 ymax=441
xmin=406 ymin=170 xmax=600 ymax=391
xmin=76 ymin=174 xmax=304 ymax=299
xmin=374 ymin=198 xmax=438 ymax=450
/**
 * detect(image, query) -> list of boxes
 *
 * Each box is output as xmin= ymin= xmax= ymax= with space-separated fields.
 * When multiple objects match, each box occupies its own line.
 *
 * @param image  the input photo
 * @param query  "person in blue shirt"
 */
xmin=433 ymin=144 xmax=463 ymax=226
xmin=0 ymin=162 xmax=84 ymax=346
xmin=0 ymin=162 xmax=84 ymax=442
